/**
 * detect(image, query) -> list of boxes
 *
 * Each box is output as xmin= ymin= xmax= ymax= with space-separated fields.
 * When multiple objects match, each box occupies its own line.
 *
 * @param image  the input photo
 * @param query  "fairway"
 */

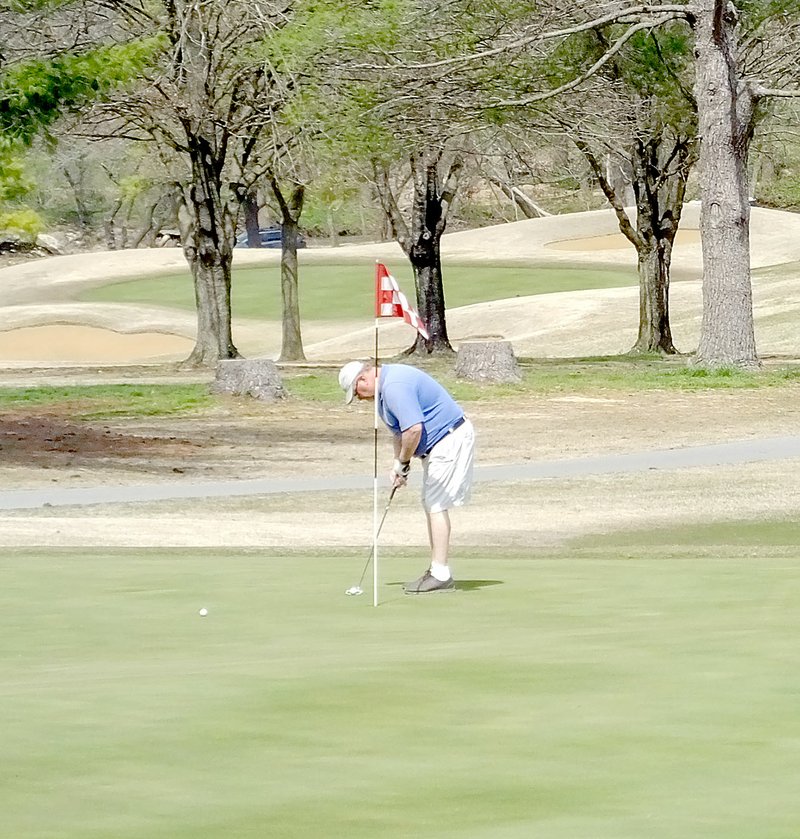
xmin=78 ymin=262 xmax=638 ymax=320
xmin=4 ymin=544 xmax=800 ymax=838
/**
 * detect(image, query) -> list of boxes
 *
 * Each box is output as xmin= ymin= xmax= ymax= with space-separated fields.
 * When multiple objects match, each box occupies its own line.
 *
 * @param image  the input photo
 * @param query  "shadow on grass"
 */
xmin=387 ymin=580 xmax=504 ymax=592
xmin=457 ymin=579 xmax=504 ymax=592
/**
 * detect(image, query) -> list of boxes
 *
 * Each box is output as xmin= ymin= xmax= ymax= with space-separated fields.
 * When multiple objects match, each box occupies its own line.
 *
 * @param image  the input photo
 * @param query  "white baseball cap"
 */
xmin=339 ymin=361 xmax=366 ymax=404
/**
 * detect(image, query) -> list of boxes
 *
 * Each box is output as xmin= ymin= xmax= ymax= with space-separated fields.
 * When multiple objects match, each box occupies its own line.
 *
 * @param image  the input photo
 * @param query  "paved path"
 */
xmin=3 ymin=435 xmax=799 ymax=511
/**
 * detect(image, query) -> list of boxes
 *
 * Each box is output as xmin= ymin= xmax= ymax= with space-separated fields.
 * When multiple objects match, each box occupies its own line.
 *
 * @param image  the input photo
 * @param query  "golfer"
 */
xmin=339 ymin=361 xmax=475 ymax=593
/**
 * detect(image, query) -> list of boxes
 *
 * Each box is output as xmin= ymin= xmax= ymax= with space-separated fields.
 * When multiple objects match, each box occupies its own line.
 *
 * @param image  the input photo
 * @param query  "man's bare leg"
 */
xmin=427 ymin=510 xmax=452 ymax=580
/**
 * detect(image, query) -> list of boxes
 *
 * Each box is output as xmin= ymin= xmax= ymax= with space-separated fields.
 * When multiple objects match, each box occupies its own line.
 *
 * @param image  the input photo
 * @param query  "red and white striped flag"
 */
xmin=374 ymin=262 xmax=430 ymax=340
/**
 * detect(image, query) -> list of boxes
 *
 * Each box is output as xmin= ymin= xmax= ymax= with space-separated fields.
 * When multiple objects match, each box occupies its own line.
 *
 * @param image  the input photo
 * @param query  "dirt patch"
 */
xmin=0 ymin=413 xmax=200 ymax=468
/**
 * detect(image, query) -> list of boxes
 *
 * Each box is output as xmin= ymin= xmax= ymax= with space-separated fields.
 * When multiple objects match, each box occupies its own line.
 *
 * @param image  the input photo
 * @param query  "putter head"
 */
xmin=345 ymin=586 xmax=363 ymax=596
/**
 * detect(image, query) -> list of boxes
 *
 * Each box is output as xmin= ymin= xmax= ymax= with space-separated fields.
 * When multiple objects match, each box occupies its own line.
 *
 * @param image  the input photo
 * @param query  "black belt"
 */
xmin=422 ymin=416 xmax=466 ymax=457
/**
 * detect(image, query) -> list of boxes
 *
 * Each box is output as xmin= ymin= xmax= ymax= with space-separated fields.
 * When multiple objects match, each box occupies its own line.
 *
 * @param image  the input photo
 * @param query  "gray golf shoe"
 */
xmin=404 ymin=570 xmax=456 ymax=594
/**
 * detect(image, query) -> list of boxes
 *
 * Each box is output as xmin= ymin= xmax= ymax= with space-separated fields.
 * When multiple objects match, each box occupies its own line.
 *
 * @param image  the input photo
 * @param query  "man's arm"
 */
xmin=391 ymin=423 xmax=422 ymax=487
xmin=398 ymin=424 xmax=422 ymax=462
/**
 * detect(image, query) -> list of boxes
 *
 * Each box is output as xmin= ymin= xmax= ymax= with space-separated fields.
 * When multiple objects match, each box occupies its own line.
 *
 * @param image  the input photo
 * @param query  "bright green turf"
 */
xmin=0 ymin=383 xmax=213 ymax=417
xmin=78 ymin=262 xmax=637 ymax=320
xmin=3 ymin=530 xmax=800 ymax=838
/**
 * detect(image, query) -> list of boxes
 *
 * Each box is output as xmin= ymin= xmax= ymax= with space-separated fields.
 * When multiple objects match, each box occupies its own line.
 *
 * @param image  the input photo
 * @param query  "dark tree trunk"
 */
xmin=243 ymin=190 xmax=261 ymax=248
xmin=628 ymin=135 xmax=693 ymax=354
xmin=269 ymin=177 xmax=306 ymax=362
xmin=408 ymin=237 xmax=449 ymax=354
xmin=375 ymin=148 xmax=462 ymax=355
xmin=692 ymin=0 xmax=760 ymax=368
xmin=634 ymin=242 xmax=676 ymax=354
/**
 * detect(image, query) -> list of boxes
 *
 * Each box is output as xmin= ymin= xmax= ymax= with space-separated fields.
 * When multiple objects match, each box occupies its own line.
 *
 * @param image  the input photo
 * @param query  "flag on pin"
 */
xmin=374 ymin=262 xmax=430 ymax=340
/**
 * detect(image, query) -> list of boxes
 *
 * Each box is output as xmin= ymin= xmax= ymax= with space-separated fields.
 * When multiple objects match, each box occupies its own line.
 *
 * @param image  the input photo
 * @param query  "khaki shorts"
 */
xmin=421 ymin=418 xmax=475 ymax=513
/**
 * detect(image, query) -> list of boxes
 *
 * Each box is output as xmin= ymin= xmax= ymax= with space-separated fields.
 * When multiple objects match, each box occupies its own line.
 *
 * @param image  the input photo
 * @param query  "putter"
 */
xmin=345 ymin=486 xmax=397 ymax=596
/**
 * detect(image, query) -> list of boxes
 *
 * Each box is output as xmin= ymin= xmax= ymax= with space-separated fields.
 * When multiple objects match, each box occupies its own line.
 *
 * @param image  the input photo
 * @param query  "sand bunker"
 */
xmin=546 ymin=229 xmax=702 ymax=252
xmin=0 ymin=325 xmax=193 ymax=363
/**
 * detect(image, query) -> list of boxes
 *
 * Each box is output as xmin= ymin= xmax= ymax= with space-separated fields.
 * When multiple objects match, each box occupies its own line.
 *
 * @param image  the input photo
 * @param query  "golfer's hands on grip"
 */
xmin=390 ymin=458 xmax=411 ymax=488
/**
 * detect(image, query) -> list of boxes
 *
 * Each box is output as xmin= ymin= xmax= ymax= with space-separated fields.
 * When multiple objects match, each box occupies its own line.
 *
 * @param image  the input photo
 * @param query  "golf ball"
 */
xmin=345 ymin=587 xmax=363 ymax=596
xmin=199 ymin=607 xmax=208 ymax=616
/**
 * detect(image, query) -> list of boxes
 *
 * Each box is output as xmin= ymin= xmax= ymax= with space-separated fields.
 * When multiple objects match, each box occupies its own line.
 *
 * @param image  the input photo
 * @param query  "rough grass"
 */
xmin=0 ymin=384 xmax=214 ymax=418
xmin=3 ymin=535 xmax=800 ymax=838
xmin=2 ymin=360 xmax=800 ymax=419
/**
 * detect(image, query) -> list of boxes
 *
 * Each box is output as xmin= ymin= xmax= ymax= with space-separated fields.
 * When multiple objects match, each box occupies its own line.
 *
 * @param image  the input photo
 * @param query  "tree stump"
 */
xmin=211 ymin=359 xmax=287 ymax=402
xmin=455 ymin=341 xmax=521 ymax=383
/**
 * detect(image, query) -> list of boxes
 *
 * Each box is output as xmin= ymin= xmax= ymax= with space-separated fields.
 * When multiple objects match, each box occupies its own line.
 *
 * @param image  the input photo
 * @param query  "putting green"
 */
xmin=3 ymin=544 xmax=800 ymax=838
xmin=78 ymin=263 xmax=638 ymax=321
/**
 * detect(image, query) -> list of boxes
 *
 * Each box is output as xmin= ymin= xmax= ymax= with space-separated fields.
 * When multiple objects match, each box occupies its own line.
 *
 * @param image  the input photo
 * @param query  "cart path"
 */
xmin=2 ymin=435 xmax=799 ymax=511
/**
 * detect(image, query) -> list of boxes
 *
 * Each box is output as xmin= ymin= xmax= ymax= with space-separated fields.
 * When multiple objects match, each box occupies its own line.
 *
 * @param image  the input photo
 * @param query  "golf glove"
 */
xmin=392 ymin=459 xmax=411 ymax=479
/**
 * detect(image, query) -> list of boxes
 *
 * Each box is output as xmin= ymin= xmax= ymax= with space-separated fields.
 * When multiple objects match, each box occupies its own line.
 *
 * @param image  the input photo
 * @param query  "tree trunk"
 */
xmin=375 ymin=149 xmax=462 ymax=355
xmin=187 ymin=252 xmax=239 ymax=365
xmin=62 ymin=164 xmax=92 ymax=235
xmin=243 ymin=190 xmax=261 ymax=248
xmin=628 ymin=135 xmax=689 ymax=354
xmin=576 ymin=130 xmax=692 ymax=356
xmin=693 ymin=0 xmax=759 ymax=368
xmin=407 ymin=150 xmax=458 ymax=354
xmin=270 ymin=178 xmax=307 ymax=362
xmin=634 ymin=243 xmax=676 ymax=354
xmin=180 ymin=145 xmax=239 ymax=368
xmin=408 ymin=238 xmax=450 ymax=354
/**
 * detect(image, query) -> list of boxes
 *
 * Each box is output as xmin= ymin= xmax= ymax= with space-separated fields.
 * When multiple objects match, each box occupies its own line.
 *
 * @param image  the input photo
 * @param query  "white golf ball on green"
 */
xmin=199 ymin=607 xmax=208 ymax=616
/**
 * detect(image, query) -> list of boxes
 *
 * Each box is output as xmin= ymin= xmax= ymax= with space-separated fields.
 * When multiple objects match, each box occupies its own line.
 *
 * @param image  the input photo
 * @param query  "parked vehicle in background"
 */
xmin=235 ymin=227 xmax=306 ymax=248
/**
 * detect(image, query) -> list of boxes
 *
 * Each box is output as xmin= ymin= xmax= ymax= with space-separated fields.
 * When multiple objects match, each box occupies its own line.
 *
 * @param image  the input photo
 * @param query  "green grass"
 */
xmin=0 ymin=384 xmax=213 ymax=418
xmin=2 ymin=361 xmax=800 ymax=421
xmin=512 ymin=360 xmax=800 ymax=394
xmin=571 ymin=517 xmax=800 ymax=553
xmin=3 ymin=530 xmax=800 ymax=838
xmin=78 ymin=262 xmax=638 ymax=320
xmin=378 ymin=358 xmax=800 ymax=402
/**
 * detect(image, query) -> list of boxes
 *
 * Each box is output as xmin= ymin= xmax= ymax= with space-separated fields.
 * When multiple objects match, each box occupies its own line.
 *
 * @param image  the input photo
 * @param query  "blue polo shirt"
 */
xmin=378 ymin=364 xmax=464 ymax=457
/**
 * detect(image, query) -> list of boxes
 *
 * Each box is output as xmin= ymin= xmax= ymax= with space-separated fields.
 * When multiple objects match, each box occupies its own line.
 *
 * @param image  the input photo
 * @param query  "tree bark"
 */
xmin=375 ymin=148 xmax=462 ymax=355
xmin=635 ymin=241 xmax=676 ymax=354
xmin=270 ymin=177 xmax=306 ymax=362
xmin=693 ymin=0 xmax=759 ymax=368
xmin=180 ymin=143 xmax=239 ymax=368
xmin=237 ymin=188 xmax=261 ymax=248
xmin=455 ymin=341 xmax=521 ymax=383
xmin=577 ymin=130 xmax=693 ymax=355
xmin=629 ymin=135 xmax=693 ymax=354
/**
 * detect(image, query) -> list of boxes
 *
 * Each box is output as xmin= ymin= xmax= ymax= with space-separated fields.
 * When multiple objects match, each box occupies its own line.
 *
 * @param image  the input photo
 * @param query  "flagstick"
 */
xmin=372 ymin=319 xmax=381 ymax=607
xmin=373 ymin=262 xmax=381 ymax=607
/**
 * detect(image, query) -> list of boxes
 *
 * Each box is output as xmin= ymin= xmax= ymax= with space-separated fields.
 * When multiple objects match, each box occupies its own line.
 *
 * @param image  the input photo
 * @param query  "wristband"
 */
xmin=393 ymin=458 xmax=411 ymax=477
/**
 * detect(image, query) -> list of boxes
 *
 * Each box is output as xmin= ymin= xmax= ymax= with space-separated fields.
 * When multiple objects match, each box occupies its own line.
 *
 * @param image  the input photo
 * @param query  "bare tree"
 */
xmin=552 ymin=19 xmax=699 ymax=356
xmin=402 ymin=0 xmax=800 ymax=366
xmin=90 ymin=0 xmax=299 ymax=367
